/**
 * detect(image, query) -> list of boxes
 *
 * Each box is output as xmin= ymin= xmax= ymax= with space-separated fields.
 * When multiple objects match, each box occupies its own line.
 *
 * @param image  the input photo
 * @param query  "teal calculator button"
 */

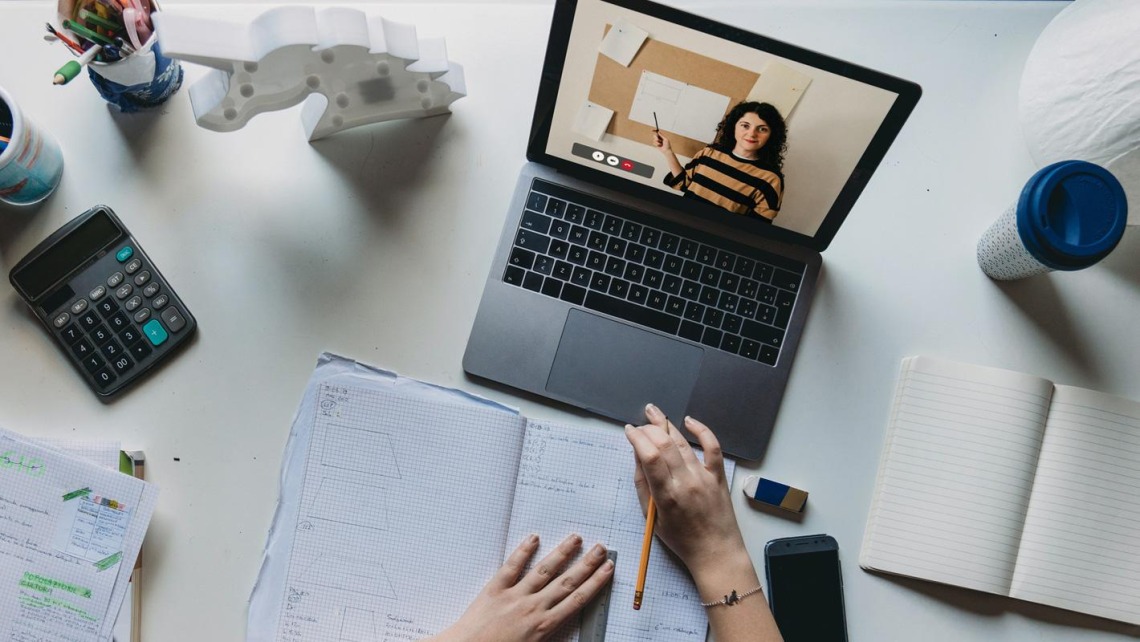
xmin=142 ymin=319 xmax=168 ymax=346
xmin=116 ymin=246 xmax=134 ymax=262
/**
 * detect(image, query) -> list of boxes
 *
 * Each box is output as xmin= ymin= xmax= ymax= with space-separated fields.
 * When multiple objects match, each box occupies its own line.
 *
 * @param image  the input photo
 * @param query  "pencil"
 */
xmin=53 ymin=44 xmax=101 ymax=85
xmin=633 ymin=496 xmax=656 ymax=609
xmin=653 ymin=111 xmax=659 ymax=132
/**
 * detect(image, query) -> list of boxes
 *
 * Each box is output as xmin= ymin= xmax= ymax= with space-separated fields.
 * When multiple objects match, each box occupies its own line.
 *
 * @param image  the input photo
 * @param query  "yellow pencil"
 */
xmin=633 ymin=496 xmax=656 ymax=610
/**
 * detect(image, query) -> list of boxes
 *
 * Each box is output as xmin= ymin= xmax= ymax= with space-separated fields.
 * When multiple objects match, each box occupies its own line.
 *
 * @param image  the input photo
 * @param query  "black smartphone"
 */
xmin=764 ymin=534 xmax=848 ymax=642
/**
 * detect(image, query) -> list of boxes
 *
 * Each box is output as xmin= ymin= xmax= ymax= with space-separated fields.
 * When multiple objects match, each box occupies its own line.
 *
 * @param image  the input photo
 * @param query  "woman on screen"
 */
xmin=653 ymin=101 xmax=787 ymax=223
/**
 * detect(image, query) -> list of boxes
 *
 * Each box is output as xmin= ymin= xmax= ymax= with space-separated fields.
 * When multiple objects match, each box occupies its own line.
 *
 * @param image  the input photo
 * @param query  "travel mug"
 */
xmin=0 ymin=86 xmax=65 ymax=206
xmin=977 ymin=160 xmax=1128 ymax=280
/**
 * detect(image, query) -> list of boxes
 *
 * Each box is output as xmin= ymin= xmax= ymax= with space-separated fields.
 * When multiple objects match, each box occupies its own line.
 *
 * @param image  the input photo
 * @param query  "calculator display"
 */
xmin=11 ymin=210 xmax=123 ymax=301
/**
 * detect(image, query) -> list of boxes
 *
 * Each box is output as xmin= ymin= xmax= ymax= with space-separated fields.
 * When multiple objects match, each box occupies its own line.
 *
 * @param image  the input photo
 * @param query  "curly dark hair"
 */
xmin=712 ymin=101 xmax=787 ymax=174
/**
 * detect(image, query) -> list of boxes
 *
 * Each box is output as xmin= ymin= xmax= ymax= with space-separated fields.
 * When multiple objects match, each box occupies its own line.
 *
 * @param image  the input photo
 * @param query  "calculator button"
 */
xmin=95 ymin=299 xmax=118 ymax=318
xmin=71 ymin=338 xmax=96 ymax=359
xmin=142 ymin=282 xmax=160 ymax=298
xmin=78 ymin=311 xmax=101 ymax=330
xmin=91 ymin=325 xmax=114 ymax=346
xmin=152 ymin=294 xmax=169 ymax=310
xmin=116 ymin=247 xmax=134 ymax=262
xmin=60 ymin=324 xmax=83 ymax=344
xmin=107 ymin=311 xmax=130 ymax=332
xmin=161 ymin=307 xmax=186 ymax=333
xmin=107 ymin=272 xmax=125 ymax=288
xmin=125 ymin=258 xmax=142 ymax=274
xmin=119 ymin=326 xmax=142 ymax=346
xmin=134 ymin=309 xmax=151 ymax=324
xmin=100 ymin=340 xmax=126 ymax=360
xmin=53 ymin=312 xmax=71 ymax=328
xmin=110 ymin=354 xmax=134 ymax=375
xmin=82 ymin=353 xmax=105 ymax=373
xmin=129 ymin=341 xmax=152 ymax=361
xmin=70 ymin=299 xmax=88 ymax=315
xmin=115 ymin=284 xmax=133 ymax=300
xmin=92 ymin=366 xmax=116 ymax=388
xmin=89 ymin=285 xmax=107 ymax=301
xmin=125 ymin=296 xmax=142 ymax=312
xmin=134 ymin=271 xmax=151 ymax=287
xmin=142 ymin=319 xmax=169 ymax=346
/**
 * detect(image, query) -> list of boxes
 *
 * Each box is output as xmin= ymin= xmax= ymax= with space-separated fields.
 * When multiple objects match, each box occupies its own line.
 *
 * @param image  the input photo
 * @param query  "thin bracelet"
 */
xmin=700 ymin=586 xmax=764 ymax=607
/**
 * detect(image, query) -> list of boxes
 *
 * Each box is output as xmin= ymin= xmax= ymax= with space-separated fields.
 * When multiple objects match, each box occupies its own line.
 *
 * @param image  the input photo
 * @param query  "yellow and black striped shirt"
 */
xmin=664 ymin=147 xmax=784 ymax=221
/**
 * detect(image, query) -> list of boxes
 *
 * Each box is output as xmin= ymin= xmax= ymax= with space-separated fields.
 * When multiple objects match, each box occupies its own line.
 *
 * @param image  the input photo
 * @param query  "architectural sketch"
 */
xmin=321 ymin=424 xmax=402 ymax=479
xmin=309 ymin=478 xmax=390 ymax=531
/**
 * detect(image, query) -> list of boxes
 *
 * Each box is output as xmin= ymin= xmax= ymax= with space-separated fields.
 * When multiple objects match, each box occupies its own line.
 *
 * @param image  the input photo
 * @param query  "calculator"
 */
xmin=9 ymin=205 xmax=197 ymax=398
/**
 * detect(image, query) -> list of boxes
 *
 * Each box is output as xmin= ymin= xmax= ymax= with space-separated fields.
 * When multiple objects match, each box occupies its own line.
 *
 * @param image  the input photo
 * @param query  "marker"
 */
xmin=62 ymin=19 xmax=116 ymax=47
xmin=54 ymin=45 xmax=102 ymax=85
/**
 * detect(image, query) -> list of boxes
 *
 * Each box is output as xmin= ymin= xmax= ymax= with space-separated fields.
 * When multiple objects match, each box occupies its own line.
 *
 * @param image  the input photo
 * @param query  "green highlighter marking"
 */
xmin=20 ymin=572 xmax=92 ymax=598
xmin=94 ymin=552 xmax=122 ymax=572
xmin=62 ymin=487 xmax=92 ymax=502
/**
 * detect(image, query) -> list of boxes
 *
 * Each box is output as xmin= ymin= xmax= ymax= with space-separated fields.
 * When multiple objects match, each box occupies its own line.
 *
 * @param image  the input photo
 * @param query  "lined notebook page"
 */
xmin=275 ymin=383 xmax=528 ymax=642
xmin=506 ymin=420 xmax=733 ymax=642
xmin=860 ymin=356 xmax=1054 ymax=596
xmin=1010 ymin=385 xmax=1140 ymax=624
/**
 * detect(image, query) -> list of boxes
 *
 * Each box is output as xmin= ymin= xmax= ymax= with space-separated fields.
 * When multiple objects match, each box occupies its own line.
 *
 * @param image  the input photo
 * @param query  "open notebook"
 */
xmin=861 ymin=356 xmax=1140 ymax=625
xmin=247 ymin=354 xmax=731 ymax=642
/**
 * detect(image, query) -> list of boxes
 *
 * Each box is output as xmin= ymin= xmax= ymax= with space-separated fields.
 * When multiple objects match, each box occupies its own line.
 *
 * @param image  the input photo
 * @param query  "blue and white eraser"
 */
xmin=743 ymin=475 xmax=808 ymax=513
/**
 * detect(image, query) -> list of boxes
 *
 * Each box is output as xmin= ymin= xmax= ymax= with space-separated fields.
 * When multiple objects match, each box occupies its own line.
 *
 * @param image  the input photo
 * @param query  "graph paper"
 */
xmin=274 ymin=381 xmax=528 ymax=641
xmin=507 ymin=420 xmax=734 ymax=642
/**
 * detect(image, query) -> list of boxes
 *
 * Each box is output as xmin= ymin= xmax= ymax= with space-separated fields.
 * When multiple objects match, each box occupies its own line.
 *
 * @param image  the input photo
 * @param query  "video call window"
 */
xmin=545 ymin=0 xmax=902 ymax=240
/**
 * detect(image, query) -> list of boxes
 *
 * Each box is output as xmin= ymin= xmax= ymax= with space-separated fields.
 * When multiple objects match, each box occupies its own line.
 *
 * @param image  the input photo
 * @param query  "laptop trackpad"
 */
xmin=547 ymin=310 xmax=703 ymax=422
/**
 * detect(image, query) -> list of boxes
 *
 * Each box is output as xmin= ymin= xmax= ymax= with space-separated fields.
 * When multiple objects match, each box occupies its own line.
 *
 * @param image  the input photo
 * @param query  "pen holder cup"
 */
xmin=0 ymin=86 xmax=64 ymax=206
xmin=87 ymin=34 xmax=183 ymax=112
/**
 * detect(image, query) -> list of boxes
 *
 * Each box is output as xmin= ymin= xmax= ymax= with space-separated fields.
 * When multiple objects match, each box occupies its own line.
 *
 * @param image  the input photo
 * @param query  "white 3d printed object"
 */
xmin=152 ymin=7 xmax=466 ymax=140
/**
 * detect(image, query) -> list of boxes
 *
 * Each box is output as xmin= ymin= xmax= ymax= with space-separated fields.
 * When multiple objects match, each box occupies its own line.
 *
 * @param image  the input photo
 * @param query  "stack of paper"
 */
xmin=0 ymin=429 xmax=157 ymax=641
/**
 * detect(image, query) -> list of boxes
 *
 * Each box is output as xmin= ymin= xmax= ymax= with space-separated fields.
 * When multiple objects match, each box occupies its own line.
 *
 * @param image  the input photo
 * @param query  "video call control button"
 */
xmin=606 ymin=155 xmax=620 ymax=166
xmin=570 ymin=143 xmax=655 ymax=179
xmin=591 ymin=151 xmax=605 ymax=162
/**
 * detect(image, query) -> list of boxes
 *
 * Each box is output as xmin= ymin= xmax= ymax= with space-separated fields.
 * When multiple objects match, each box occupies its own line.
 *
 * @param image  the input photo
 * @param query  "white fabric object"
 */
xmin=1018 ymin=0 xmax=1140 ymax=223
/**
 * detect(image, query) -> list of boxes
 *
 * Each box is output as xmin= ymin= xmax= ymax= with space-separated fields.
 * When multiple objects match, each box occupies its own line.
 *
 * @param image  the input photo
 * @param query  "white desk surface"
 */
xmin=3 ymin=1 xmax=1139 ymax=640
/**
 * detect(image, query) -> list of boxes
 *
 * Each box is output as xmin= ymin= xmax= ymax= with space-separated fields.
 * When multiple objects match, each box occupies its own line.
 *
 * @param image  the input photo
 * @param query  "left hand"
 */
xmin=428 ymin=533 xmax=614 ymax=642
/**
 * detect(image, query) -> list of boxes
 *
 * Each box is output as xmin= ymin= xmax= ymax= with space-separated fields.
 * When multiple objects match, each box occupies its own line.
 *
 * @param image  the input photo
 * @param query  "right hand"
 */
xmin=624 ymin=404 xmax=747 ymax=576
xmin=653 ymin=131 xmax=672 ymax=153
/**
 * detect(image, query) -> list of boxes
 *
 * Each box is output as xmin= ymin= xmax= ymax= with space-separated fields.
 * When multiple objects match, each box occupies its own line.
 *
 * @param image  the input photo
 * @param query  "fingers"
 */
xmin=539 ymin=542 xmax=609 ymax=606
xmin=493 ymin=533 xmax=540 ymax=588
xmin=684 ymin=416 xmax=724 ymax=474
xmin=631 ymin=457 xmax=650 ymax=515
xmin=642 ymin=404 xmax=687 ymax=472
xmin=517 ymin=533 xmax=582 ymax=592
xmin=625 ymin=423 xmax=674 ymax=491
xmin=546 ymin=550 xmax=615 ymax=623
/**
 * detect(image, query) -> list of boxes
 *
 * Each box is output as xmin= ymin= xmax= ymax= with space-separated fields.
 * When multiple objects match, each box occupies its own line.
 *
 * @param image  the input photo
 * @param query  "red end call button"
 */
xmin=620 ymin=160 xmax=634 ymax=171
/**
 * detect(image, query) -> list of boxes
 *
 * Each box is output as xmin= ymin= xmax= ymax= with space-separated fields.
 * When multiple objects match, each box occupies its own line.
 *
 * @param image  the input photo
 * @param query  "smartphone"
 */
xmin=764 ymin=534 xmax=848 ymax=641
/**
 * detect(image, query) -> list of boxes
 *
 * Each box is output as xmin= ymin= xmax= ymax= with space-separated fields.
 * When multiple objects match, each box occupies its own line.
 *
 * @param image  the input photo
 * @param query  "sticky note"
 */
xmin=743 ymin=475 xmax=808 ymax=513
xmin=599 ymin=20 xmax=648 ymax=67
xmin=572 ymin=101 xmax=615 ymax=141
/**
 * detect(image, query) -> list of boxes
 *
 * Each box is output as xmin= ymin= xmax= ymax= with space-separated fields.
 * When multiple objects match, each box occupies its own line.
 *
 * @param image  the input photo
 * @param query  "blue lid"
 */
xmin=1016 ymin=160 xmax=1128 ymax=271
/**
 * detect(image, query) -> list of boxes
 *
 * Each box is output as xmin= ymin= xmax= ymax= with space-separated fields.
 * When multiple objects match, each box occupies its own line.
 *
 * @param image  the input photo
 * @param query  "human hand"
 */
xmin=624 ymin=404 xmax=747 ymax=579
xmin=429 ymin=533 xmax=614 ymax=642
xmin=653 ymin=131 xmax=672 ymax=153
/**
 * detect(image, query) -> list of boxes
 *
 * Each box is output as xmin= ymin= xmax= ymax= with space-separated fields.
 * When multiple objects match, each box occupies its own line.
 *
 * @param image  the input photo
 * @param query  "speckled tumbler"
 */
xmin=977 ymin=160 xmax=1128 ymax=280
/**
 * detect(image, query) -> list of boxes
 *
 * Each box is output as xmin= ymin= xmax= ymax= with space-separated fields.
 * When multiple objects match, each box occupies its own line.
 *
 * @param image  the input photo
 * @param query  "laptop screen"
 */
xmin=528 ymin=0 xmax=921 ymax=252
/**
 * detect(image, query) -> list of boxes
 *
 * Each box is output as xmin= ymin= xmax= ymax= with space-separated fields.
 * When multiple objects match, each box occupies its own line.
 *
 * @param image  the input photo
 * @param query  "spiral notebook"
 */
xmin=860 ymin=356 xmax=1140 ymax=625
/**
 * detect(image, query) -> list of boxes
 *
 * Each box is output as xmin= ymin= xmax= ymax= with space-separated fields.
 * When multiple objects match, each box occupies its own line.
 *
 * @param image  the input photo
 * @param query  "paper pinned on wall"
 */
xmin=573 ymin=101 xmax=615 ymax=141
xmin=629 ymin=70 xmax=730 ymax=144
xmin=599 ymin=19 xmax=648 ymax=67
xmin=746 ymin=60 xmax=813 ymax=120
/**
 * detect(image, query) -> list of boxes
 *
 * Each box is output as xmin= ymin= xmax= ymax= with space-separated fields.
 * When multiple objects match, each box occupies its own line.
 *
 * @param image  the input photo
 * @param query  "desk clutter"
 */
xmin=861 ymin=356 xmax=1140 ymax=625
xmin=0 ymin=433 xmax=153 ymax=641
xmin=246 ymin=353 xmax=731 ymax=641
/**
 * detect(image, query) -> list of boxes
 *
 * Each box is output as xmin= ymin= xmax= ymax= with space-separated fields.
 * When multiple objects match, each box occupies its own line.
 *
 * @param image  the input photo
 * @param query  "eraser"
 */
xmin=743 ymin=475 xmax=808 ymax=513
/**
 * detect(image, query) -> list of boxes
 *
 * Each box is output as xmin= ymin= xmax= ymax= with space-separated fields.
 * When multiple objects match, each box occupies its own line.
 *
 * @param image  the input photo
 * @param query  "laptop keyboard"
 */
xmin=501 ymin=182 xmax=805 ymax=366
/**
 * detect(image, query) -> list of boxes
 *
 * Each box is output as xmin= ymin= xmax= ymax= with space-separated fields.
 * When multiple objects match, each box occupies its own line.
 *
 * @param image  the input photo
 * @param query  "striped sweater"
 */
xmin=664 ymin=147 xmax=784 ymax=221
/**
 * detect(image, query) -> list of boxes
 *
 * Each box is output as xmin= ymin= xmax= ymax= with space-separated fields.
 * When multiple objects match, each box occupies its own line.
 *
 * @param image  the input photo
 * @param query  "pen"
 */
xmin=54 ymin=44 xmax=101 ymax=85
xmin=45 ymin=22 xmax=84 ymax=53
xmin=633 ymin=496 xmax=657 ymax=609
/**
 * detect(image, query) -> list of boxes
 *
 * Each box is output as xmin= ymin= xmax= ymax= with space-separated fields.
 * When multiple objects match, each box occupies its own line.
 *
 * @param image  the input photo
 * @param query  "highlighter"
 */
xmin=742 ymin=475 xmax=808 ymax=513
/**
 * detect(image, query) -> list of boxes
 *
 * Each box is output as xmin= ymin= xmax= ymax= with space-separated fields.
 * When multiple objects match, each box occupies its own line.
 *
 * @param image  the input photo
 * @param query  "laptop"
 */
xmin=464 ymin=0 xmax=921 ymax=460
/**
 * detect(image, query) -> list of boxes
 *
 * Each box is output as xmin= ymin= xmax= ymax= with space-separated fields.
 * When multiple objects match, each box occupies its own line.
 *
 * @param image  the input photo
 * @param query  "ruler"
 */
xmin=579 ymin=550 xmax=618 ymax=642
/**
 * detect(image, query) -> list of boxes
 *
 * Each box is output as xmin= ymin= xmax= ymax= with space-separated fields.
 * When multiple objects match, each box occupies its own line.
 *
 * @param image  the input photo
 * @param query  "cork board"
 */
xmin=588 ymin=25 xmax=760 ymax=159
